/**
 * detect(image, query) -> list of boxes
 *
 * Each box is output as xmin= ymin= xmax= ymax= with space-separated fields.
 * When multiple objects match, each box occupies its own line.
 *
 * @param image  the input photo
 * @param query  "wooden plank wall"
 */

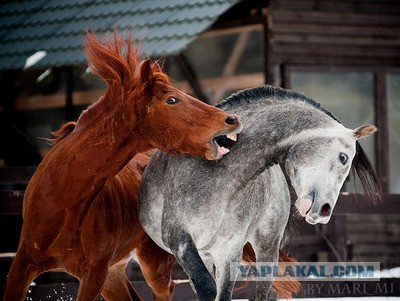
xmin=269 ymin=0 xmax=400 ymax=269
xmin=270 ymin=0 xmax=400 ymax=67
xmin=347 ymin=215 xmax=400 ymax=268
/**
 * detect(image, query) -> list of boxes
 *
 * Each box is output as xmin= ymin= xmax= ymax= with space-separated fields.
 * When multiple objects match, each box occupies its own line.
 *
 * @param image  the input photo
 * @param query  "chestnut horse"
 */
xmin=23 ymin=122 xmax=298 ymax=301
xmin=4 ymin=31 xmax=242 ymax=301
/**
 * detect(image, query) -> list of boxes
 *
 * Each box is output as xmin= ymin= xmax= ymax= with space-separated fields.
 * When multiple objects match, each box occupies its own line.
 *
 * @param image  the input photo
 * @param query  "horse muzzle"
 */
xmin=295 ymin=194 xmax=333 ymax=225
xmin=306 ymin=211 xmax=331 ymax=225
xmin=206 ymin=118 xmax=243 ymax=160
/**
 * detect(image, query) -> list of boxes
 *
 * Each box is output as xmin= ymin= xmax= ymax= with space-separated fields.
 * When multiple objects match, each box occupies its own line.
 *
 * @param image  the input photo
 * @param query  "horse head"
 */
xmin=285 ymin=124 xmax=378 ymax=225
xmin=135 ymin=59 xmax=242 ymax=160
xmin=84 ymin=31 xmax=242 ymax=161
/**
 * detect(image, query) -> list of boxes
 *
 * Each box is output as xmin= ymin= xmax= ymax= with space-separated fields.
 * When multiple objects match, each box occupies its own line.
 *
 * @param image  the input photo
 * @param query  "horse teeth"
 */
xmin=227 ymin=133 xmax=237 ymax=141
xmin=218 ymin=146 xmax=230 ymax=156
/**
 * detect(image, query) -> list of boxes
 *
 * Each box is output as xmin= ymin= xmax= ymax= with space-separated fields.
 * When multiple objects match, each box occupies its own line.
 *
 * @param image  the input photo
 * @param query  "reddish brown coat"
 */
xmin=4 ymin=30 xmax=240 ymax=301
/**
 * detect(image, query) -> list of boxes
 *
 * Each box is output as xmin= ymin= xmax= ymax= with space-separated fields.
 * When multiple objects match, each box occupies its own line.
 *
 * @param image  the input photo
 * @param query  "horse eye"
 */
xmin=166 ymin=97 xmax=179 ymax=105
xmin=339 ymin=153 xmax=348 ymax=165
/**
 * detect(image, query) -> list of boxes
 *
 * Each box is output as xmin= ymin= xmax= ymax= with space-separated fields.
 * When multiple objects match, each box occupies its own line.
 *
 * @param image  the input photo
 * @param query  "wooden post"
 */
xmin=327 ymin=215 xmax=349 ymax=262
xmin=375 ymin=72 xmax=390 ymax=194
xmin=65 ymin=66 xmax=74 ymax=121
xmin=174 ymin=53 xmax=210 ymax=104
xmin=262 ymin=5 xmax=273 ymax=85
xmin=280 ymin=64 xmax=290 ymax=89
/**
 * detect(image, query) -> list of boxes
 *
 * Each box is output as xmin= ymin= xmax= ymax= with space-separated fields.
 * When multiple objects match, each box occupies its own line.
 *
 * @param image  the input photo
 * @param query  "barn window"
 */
xmin=388 ymin=73 xmax=400 ymax=193
xmin=288 ymin=67 xmax=400 ymax=195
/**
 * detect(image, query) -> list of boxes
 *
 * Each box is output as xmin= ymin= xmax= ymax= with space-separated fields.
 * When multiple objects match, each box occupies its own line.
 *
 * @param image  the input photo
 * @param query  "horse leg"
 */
xmin=3 ymin=247 xmax=43 ymax=301
xmin=135 ymin=237 xmax=175 ymax=301
xmin=76 ymin=265 xmax=109 ymax=301
xmin=252 ymin=240 xmax=280 ymax=301
xmin=167 ymin=230 xmax=216 ymax=301
xmin=101 ymin=261 xmax=143 ymax=301
xmin=214 ymin=245 xmax=244 ymax=301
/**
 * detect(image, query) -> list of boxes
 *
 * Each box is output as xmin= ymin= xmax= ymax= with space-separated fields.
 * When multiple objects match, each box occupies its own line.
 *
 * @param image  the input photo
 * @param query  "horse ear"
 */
xmin=353 ymin=124 xmax=378 ymax=139
xmin=140 ymin=59 xmax=153 ymax=83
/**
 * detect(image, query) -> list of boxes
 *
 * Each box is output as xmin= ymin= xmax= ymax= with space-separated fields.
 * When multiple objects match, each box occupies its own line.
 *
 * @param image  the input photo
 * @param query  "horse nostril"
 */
xmin=320 ymin=203 xmax=331 ymax=217
xmin=225 ymin=115 xmax=238 ymax=125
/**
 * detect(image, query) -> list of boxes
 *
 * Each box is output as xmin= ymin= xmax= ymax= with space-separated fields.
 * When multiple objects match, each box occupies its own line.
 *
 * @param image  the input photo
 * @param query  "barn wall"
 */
xmin=269 ymin=0 xmax=400 ymax=269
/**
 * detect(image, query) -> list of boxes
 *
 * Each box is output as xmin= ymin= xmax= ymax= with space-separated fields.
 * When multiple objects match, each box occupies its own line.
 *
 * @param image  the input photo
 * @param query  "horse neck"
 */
xmin=227 ymin=103 xmax=336 ymax=179
xmin=22 ymin=88 xmax=151 ymax=230
xmin=58 ymin=88 xmax=149 ymax=187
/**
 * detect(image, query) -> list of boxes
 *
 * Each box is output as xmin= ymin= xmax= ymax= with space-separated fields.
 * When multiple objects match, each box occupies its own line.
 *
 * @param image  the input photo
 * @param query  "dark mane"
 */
xmin=216 ymin=85 xmax=341 ymax=123
xmin=218 ymin=85 xmax=382 ymax=203
xmin=353 ymin=142 xmax=383 ymax=203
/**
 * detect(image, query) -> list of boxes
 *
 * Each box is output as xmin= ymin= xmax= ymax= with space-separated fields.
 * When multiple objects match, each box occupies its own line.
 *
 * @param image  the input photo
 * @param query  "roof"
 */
xmin=0 ymin=0 xmax=239 ymax=71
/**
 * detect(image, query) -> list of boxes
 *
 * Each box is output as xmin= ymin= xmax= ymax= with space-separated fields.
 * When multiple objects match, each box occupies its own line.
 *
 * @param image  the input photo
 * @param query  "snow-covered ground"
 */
xmin=278 ymin=267 xmax=400 ymax=301
xmin=23 ymin=266 xmax=400 ymax=300
xmin=376 ymin=267 xmax=400 ymax=278
xmin=286 ymin=297 xmax=400 ymax=301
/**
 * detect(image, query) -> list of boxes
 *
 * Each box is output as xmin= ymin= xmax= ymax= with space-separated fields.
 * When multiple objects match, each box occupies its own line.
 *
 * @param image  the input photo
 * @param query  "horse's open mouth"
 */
xmin=212 ymin=133 xmax=238 ymax=158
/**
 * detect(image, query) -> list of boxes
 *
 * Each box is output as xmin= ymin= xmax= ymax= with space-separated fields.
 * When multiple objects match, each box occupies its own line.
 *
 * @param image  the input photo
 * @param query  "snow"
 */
xmin=286 ymin=297 xmax=400 ymax=301
xmin=376 ymin=267 xmax=400 ymax=278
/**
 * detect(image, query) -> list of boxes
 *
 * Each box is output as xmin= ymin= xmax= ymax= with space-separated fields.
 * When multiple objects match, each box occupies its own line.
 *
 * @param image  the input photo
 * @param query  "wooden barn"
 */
xmin=0 ymin=0 xmax=400 ymax=299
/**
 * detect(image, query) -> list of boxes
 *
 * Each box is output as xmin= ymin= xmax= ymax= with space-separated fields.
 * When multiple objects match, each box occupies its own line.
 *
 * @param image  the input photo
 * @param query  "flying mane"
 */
xmin=84 ymin=29 xmax=170 ymax=91
xmin=77 ymin=30 xmax=170 ymax=128
xmin=217 ymin=85 xmax=382 ymax=203
xmin=48 ymin=30 xmax=171 ymax=144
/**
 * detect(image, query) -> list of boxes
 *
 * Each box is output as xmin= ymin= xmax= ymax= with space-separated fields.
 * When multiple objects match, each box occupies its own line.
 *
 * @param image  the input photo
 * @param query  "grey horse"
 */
xmin=139 ymin=85 xmax=381 ymax=301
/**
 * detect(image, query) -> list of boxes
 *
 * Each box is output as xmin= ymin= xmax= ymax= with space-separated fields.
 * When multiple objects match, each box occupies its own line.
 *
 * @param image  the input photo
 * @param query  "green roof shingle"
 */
xmin=0 ymin=0 xmax=239 ymax=70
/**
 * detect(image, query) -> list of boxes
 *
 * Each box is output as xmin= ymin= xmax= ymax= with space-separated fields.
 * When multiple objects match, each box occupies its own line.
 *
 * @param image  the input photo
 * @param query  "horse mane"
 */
xmin=217 ymin=85 xmax=382 ymax=203
xmin=46 ymin=121 xmax=77 ymax=146
xmin=77 ymin=30 xmax=171 ymax=127
xmin=352 ymin=142 xmax=383 ymax=203
xmin=84 ymin=29 xmax=171 ymax=91
xmin=216 ymin=85 xmax=341 ymax=123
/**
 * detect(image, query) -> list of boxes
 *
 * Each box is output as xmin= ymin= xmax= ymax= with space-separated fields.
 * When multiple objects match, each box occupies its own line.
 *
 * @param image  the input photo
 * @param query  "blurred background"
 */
xmin=0 ymin=0 xmax=399 ymax=299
